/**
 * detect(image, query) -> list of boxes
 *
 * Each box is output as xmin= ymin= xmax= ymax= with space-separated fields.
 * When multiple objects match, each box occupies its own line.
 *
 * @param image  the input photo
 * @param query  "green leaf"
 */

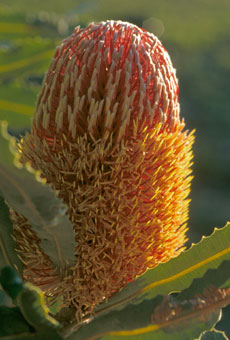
xmin=61 ymin=259 xmax=230 ymax=340
xmin=0 ymin=330 xmax=63 ymax=340
xmin=0 ymin=268 xmax=62 ymax=340
xmin=0 ymin=196 xmax=23 ymax=272
xmin=0 ymin=1 xmax=86 ymax=15
xmin=16 ymin=282 xmax=60 ymax=331
xmin=0 ymin=266 xmax=23 ymax=300
xmin=216 ymin=305 xmax=230 ymax=338
xmin=95 ymin=223 xmax=230 ymax=315
xmin=0 ymin=83 xmax=36 ymax=130
xmin=0 ymin=305 xmax=32 ymax=336
xmin=177 ymin=260 xmax=230 ymax=301
xmin=0 ymin=6 xmax=58 ymax=132
xmin=0 ymin=39 xmax=54 ymax=76
xmin=200 ymin=330 xmax=229 ymax=340
xmin=0 ymin=10 xmax=56 ymax=78
xmin=67 ymin=294 xmax=221 ymax=340
xmin=0 ymin=10 xmax=41 ymax=40
xmin=0 ymin=121 xmax=76 ymax=274
xmin=0 ymin=288 xmax=11 ymax=306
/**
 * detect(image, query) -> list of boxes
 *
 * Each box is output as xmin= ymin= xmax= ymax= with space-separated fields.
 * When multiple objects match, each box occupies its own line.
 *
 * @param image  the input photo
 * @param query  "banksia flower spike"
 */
xmin=10 ymin=20 xmax=194 ymax=320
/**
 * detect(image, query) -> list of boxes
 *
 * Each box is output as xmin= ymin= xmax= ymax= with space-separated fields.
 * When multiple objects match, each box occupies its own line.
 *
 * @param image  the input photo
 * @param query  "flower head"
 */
xmin=11 ymin=21 xmax=194 ymax=320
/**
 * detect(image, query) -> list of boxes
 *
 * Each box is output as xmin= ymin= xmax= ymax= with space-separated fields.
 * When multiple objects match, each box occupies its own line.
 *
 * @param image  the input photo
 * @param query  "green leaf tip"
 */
xmin=16 ymin=282 xmax=61 ymax=331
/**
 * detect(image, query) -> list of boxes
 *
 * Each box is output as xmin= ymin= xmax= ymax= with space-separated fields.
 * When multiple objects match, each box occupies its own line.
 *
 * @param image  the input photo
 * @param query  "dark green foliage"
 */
xmin=0 ymin=288 xmax=11 ymax=306
xmin=0 ymin=306 xmax=32 ymax=336
xmin=216 ymin=305 xmax=230 ymax=338
xmin=200 ymin=330 xmax=228 ymax=340
xmin=0 ymin=266 xmax=23 ymax=300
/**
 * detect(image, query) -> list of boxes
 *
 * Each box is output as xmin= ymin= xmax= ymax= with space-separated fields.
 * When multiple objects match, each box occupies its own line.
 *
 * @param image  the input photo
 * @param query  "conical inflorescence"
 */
xmin=10 ymin=21 xmax=194 ymax=320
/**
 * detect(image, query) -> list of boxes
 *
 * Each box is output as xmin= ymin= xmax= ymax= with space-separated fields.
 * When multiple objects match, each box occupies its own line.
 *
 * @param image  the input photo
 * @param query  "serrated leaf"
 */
xmin=95 ymin=223 xmax=230 ymax=315
xmin=177 ymin=260 xmax=230 ymax=301
xmin=82 ymin=263 xmax=230 ymax=340
xmin=0 ymin=196 xmax=23 ymax=272
xmin=67 ymin=294 xmax=221 ymax=340
xmin=0 ymin=121 xmax=76 ymax=273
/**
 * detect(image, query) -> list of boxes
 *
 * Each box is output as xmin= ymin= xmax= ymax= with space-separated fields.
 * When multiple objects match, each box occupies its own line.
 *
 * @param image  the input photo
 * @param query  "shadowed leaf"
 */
xmin=0 ymin=196 xmax=23 ymax=272
xmin=177 ymin=260 xmax=230 ymax=301
xmin=216 ymin=305 xmax=230 ymax=338
xmin=0 ymin=266 xmax=23 ymax=300
xmin=0 ymin=305 xmax=31 ymax=336
xmin=63 ymin=257 xmax=230 ymax=340
xmin=66 ymin=292 xmax=223 ymax=340
xmin=0 ymin=121 xmax=76 ymax=274
xmin=0 ymin=288 xmax=11 ymax=306
xmin=0 ymin=268 xmax=62 ymax=340
xmin=0 ymin=331 xmax=62 ymax=340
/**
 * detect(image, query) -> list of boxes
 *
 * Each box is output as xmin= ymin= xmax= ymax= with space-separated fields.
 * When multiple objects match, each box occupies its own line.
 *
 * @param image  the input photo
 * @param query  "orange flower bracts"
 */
xmin=11 ymin=21 xmax=194 ymax=320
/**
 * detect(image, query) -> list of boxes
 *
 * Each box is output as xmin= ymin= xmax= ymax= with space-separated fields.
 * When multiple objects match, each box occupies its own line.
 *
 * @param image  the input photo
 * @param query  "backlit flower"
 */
xmin=10 ymin=20 xmax=194 ymax=320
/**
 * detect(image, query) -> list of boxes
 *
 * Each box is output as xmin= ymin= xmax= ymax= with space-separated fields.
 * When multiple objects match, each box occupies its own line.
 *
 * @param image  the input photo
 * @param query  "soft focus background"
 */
xmin=0 ymin=0 xmax=229 ymax=244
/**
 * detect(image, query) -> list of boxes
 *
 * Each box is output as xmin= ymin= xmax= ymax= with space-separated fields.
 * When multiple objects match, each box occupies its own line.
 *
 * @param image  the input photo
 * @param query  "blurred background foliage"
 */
xmin=0 ymin=0 xmax=229 ymax=244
